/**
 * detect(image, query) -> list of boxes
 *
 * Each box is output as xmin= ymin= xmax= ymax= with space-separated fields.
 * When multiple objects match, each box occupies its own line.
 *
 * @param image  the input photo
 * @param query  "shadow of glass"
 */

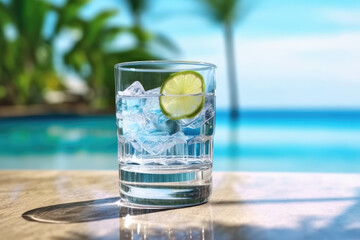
xmin=22 ymin=197 xmax=168 ymax=223
xmin=23 ymin=193 xmax=360 ymax=239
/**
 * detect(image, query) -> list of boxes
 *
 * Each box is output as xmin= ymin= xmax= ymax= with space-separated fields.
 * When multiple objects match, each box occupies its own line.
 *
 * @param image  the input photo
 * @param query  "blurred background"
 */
xmin=1 ymin=0 xmax=360 ymax=172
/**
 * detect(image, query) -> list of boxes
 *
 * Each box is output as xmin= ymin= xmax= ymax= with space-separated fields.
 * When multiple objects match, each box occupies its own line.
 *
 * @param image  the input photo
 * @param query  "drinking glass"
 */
xmin=115 ymin=61 xmax=216 ymax=207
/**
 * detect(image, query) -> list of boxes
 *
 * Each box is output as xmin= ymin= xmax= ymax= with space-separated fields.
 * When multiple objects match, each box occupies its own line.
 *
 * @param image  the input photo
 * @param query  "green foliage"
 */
xmin=0 ymin=0 xmax=177 ymax=109
xmin=0 ymin=0 xmax=59 ymax=105
xmin=199 ymin=0 xmax=255 ymax=27
xmin=200 ymin=0 xmax=239 ymax=25
xmin=124 ymin=0 xmax=147 ymax=19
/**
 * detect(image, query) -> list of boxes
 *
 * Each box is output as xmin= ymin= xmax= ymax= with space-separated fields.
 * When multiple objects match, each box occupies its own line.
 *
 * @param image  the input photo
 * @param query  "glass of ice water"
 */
xmin=115 ymin=61 xmax=216 ymax=207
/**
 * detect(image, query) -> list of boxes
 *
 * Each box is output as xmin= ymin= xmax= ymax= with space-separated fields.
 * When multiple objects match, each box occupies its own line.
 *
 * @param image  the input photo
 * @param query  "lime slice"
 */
xmin=160 ymin=70 xmax=205 ymax=120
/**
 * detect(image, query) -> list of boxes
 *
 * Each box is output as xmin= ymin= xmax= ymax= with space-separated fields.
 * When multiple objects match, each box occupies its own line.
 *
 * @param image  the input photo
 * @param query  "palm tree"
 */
xmin=0 ymin=0 xmax=177 ymax=109
xmin=199 ymin=0 xmax=250 ymax=120
xmin=122 ymin=0 xmax=179 ymax=58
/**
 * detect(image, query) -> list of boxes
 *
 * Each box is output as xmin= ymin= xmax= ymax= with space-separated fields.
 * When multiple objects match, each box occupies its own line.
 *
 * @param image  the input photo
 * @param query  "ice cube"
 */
xmin=145 ymin=109 xmax=168 ymax=125
xmin=145 ymin=87 xmax=160 ymax=95
xmin=187 ymin=103 xmax=214 ymax=129
xmin=143 ymin=92 xmax=166 ymax=126
xmin=118 ymin=81 xmax=145 ymax=96
xmin=133 ymin=131 xmax=188 ymax=155
xmin=177 ymin=99 xmax=214 ymax=129
xmin=128 ymin=135 xmax=142 ymax=152
xmin=116 ymin=82 xmax=146 ymax=115
xmin=176 ymin=116 xmax=196 ymax=127
xmin=143 ymin=87 xmax=177 ymax=133
xmin=143 ymin=99 xmax=160 ymax=114
xmin=116 ymin=96 xmax=145 ymax=115
xmin=133 ymin=130 xmax=169 ymax=154
xmin=143 ymin=87 xmax=161 ymax=112
xmin=144 ymin=110 xmax=180 ymax=134
xmin=117 ymin=113 xmax=152 ymax=135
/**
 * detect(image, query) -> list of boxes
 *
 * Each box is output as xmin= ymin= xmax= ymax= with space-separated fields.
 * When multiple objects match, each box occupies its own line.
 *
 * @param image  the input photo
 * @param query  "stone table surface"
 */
xmin=1 ymin=171 xmax=360 ymax=240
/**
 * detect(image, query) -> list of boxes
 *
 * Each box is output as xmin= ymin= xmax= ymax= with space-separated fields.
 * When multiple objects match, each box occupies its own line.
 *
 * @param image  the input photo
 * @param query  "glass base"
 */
xmin=119 ymin=163 xmax=212 ymax=208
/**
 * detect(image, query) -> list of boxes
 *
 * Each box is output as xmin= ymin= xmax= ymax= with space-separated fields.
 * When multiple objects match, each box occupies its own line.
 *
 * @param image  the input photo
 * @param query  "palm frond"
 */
xmin=52 ymin=0 xmax=90 ymax=35
xmin=0 ymin=2 xmax=11 ymax=25
xmin=99 ymin=26 xmax=125 ymax=45
xmin=200 ymin=0 xmax=238 ymax=24
xmin=83 ymin=10 xmax=118 ymax=46
xmin=153 ymin=33 xmax=180 ymax=54
xmin=123 ymin=0 xmax=147 ymax=17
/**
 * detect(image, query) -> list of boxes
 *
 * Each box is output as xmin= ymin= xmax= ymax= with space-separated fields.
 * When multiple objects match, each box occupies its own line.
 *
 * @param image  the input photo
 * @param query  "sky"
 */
xmin=58 ymin=0 xmax=360 ymax=109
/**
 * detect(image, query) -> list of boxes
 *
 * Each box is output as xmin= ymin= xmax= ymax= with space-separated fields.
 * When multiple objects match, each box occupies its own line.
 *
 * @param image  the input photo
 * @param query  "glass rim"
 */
xmin=114 ymin=60 xmax=216 ymax=72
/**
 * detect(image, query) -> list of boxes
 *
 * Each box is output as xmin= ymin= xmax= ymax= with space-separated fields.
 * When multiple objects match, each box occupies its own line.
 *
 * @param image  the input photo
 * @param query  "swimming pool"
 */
xmin=1 ymin=111 xmax=360 ymax=172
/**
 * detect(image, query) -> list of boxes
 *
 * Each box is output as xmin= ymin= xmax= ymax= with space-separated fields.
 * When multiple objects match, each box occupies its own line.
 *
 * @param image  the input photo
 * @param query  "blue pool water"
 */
xmin=1 ymin=110 xmax=360 ymax=172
